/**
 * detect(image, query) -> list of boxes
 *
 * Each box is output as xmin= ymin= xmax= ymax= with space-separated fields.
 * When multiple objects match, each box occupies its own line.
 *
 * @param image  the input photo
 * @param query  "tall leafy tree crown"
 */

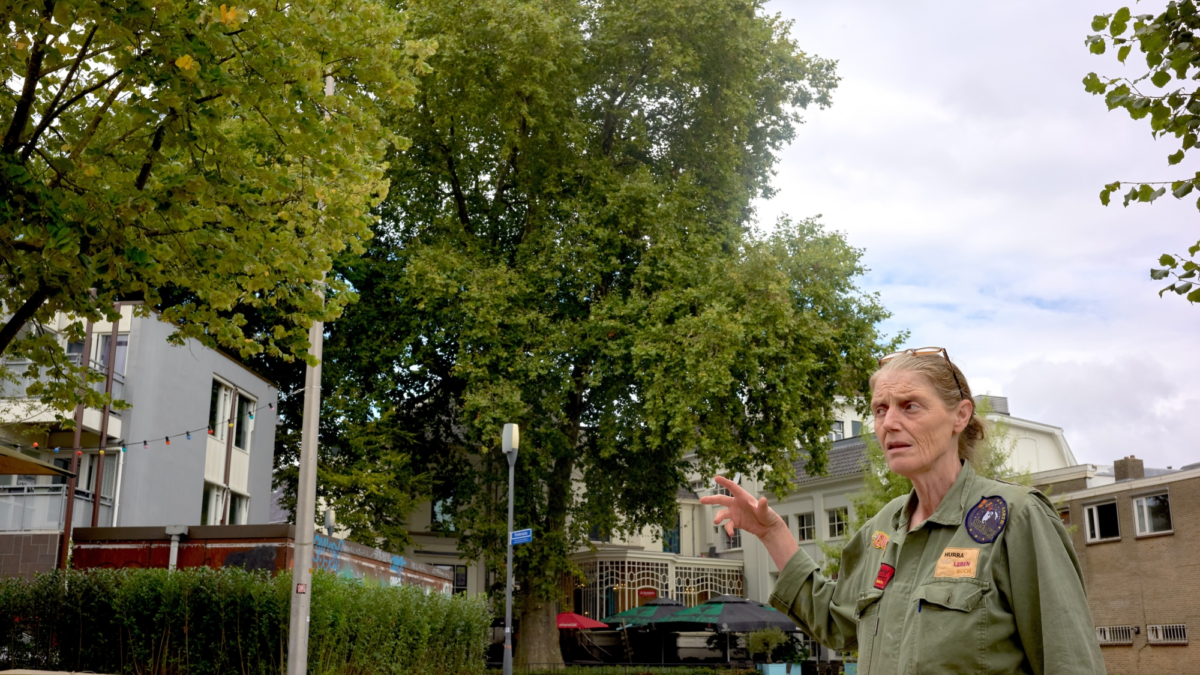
xmin=1 ymin=0 xmax=433 ymax=410
xmin=306 ymin=0 xmax=894 ymax=664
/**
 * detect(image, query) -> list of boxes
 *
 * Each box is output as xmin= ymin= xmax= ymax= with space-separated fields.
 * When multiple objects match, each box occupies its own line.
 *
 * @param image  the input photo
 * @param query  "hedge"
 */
xmin=0 ymin=567 xmax=491 ymax=675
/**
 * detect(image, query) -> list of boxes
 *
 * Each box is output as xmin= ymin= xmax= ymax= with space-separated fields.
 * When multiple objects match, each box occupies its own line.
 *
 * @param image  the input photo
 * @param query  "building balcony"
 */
xmin=0 ymin=484 xmax=114 ymax=533
xmin=1 ymin=358 xmax=124 ymax=440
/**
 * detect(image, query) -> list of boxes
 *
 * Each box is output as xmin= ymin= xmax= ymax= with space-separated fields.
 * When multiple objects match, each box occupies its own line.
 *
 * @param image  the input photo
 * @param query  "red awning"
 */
xmin=557 ymin=612 xmax=608 ymax=629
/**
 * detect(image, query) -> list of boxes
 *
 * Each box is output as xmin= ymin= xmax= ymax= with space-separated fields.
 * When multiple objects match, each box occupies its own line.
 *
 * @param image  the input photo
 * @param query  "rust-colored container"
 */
xmin=71 ymin=524 xmax=452 ymax=592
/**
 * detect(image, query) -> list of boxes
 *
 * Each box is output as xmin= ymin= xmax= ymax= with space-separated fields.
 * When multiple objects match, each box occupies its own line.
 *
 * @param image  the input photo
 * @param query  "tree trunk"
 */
xmin=514 ymin=590 xmax=562 ymax=669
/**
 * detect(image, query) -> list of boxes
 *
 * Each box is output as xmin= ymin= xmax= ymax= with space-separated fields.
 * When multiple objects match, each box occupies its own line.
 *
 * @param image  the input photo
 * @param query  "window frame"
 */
xmin=1095 ymin=625 xmax=1134 ymax=646
xmin=796 ymin=512 xmax=816 ymax=542
xmin=830 ymin=420 xmax=844 ymax=442
xmin=827 ymin=507 xmax=849 ymax=539
xmin=1132 ymin=492 xmax=1173 ymax=537
xmin=209 ymin=378 xmax=256 ymax=451
xmin=1147 ymin=623 xmax=1188 ymax=645
xmin=1084 ymin=501 xmax=1121 ymax=543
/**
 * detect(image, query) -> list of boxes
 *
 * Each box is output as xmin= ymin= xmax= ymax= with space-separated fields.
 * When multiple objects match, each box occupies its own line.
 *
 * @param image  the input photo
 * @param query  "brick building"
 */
xmin=1045 ymin=456 xmax=1199 ymax=675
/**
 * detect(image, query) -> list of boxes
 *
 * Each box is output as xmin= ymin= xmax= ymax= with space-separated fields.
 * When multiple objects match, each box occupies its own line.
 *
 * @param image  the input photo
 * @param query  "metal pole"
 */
xmin=286 ymin=73 xmax=333 ymax=675
xmin=59 ymin=299 xmax=96 ymax=569
xmin=91 ymin=304 xmax=120 ymax=527
xmin=502 ymin=423 xmax=519 ymax=675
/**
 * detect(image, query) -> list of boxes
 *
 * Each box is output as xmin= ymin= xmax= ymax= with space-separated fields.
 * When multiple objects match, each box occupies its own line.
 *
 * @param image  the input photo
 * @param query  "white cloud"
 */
xmin=760 ymin=0 xmax=1200 ymax=468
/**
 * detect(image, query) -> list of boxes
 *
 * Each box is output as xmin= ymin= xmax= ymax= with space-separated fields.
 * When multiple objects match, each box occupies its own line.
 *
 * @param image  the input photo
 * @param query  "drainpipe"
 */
xmin=110 ymin=446 xmax=125 ymax=525
xmin=59 ymin=295 xmax=96 ymax=569
xmin=166 ymin=525 xmax=188 ymax=570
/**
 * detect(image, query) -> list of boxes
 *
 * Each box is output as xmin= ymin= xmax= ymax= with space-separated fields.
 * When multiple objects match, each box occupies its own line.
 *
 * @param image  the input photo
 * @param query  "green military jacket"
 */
xmin=770 ymin=462 xmax=1106 ymax=675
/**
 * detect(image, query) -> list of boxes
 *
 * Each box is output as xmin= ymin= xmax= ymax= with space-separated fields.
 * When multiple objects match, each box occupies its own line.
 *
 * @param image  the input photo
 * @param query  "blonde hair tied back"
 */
xmin=869 ymin=352 xmax=986 ymax=465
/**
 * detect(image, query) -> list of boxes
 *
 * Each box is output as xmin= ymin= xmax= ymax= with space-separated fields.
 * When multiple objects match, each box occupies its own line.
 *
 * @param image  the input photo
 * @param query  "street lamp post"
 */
xmin=502 ymin=423 xmax=520 ymax=675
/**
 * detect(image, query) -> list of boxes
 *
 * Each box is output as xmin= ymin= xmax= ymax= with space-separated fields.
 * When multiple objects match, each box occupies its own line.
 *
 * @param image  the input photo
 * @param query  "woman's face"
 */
xmin=870 ymin=369 xmax=970 ymax=479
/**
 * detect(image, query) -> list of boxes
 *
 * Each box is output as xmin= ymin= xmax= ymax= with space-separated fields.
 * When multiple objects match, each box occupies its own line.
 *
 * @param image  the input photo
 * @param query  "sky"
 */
xmin=757 ymin=1 xmax=1200 ymax=470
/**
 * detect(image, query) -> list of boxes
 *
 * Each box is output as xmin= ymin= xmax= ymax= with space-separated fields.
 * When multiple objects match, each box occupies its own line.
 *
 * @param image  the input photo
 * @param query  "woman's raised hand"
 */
xmin=699 ymin=475 xmax=799 ymax=571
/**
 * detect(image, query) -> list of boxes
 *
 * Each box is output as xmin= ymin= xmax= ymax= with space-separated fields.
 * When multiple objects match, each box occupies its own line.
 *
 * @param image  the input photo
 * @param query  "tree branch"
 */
xmin=68 ymin=76 xmax=130 ymax=162
xmin=0 ymin=283 xmax=51 ymax=358
xmin=20 ymin=24 xmax=99 ymax=162
xmin=134 ymin=119 xmax=170 ymax=191
xmin=2 ymin=22 xmax=52 ymax=154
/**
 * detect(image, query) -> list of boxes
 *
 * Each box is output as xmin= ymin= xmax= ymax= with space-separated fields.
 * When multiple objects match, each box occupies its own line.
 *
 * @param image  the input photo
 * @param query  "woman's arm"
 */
xmin=1001 ymin=494 xmax=1107 ymax=675
xmin=701 ymin=475 xmax=859 ymax=650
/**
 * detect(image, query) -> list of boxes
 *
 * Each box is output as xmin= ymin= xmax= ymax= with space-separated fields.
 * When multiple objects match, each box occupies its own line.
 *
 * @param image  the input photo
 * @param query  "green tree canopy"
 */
xmin=1 ymin=0 xmax=433 ymax=411
xmin=298 ymin=0 xmax=896 ymax=665
xmin=1084 ymin=3 xmax=1200 ymax=304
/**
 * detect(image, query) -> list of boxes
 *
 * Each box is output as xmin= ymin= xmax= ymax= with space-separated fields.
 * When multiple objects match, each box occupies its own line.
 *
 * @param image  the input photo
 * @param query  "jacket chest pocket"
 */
xmin=855 ymin=590 xmax=884 ymax=675
xmin=911 ymin=579 xmax=989 ymax=675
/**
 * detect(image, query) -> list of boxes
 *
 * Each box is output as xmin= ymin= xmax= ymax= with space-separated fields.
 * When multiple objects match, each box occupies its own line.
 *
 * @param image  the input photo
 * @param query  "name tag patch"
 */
xmin=871 ymin=531 xmax=889 ymax=549
xmin=934 ymin=547 xmax=981 ymax=578
xmin=874 ymin=563 xmax=896 ymax=590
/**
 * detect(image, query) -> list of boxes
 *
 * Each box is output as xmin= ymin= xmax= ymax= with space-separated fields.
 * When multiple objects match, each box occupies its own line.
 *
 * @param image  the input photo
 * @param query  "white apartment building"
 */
xmin=1 ymin=307 xmax=278 ymax=577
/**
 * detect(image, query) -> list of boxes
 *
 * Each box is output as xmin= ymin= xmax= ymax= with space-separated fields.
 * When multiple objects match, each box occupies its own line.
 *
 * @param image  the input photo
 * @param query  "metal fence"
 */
xmin=0 ymin=485 xmax=113 ymax=531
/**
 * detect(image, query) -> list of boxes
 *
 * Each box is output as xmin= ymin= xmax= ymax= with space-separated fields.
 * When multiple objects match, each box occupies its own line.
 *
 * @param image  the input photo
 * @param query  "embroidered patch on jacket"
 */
xmin=934 ymin=547 xmax=981 ymax=578
xmin=871 ymin=531 xmax=889 ymax=549
xmin=965 ymin=496 xmax=1009 ymax=544
xmin=874 ymin=563 xmax=895 ymax=590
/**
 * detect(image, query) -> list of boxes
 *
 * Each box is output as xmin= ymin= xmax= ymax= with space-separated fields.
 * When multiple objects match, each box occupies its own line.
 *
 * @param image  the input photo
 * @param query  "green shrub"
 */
xmin=0 ymin=567 xmax=490 ymax=675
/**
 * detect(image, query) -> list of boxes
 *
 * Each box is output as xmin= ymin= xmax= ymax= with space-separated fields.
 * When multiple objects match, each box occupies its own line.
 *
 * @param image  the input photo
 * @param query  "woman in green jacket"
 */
xmin=702 ymin=348 xmax=1106 ymax=675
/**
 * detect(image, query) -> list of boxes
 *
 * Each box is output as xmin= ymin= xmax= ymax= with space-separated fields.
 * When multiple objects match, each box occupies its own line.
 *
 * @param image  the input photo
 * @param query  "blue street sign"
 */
xmin=510 ymin=528 xmax=533 ymax=546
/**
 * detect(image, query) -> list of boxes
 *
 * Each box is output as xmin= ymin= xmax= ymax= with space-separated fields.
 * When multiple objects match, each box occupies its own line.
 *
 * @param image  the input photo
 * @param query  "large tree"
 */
xmin=0 ymin=0 xmax=433 ymax=411
xmin=1085 ymin=3 xmax=1200 ymax=303
xmin=307 ymin=0 xmax=894 ymax=665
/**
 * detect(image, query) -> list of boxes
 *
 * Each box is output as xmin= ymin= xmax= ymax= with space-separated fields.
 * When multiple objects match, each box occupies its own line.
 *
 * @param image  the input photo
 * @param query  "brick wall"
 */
xmin=1064 ymin=474 xmax=1200 ymax=675
xmin=0 ymin=533 xmax=60 ymax=580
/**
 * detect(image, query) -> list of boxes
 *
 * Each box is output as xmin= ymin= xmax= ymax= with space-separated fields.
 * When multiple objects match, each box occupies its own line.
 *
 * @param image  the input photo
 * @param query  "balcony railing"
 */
xmin=1 ymin=358 xmax=124 ymax=415
xmin=0 ymin=485 xmax=113 ymax=532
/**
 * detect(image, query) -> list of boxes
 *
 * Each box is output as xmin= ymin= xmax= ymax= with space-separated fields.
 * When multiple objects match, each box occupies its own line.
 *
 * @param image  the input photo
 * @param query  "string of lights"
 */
xmin=0 ymin=385 xmax=308 ymax=457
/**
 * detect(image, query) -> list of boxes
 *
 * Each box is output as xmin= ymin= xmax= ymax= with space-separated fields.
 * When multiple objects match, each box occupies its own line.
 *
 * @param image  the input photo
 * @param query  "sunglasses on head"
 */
xmin=878 ymin=347 xmax=966 ymax=401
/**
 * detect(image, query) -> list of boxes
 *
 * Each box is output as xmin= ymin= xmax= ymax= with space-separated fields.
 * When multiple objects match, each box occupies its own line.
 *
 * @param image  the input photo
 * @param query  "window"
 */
xmin=1085 ymin=502 xmax=1120 ymax=542
xmin=66 ymin=340 xmax=85 ymax=365
xmin=209 ymin=380 xmax=255 ymax=450
xmin=1134 ymin=493 xmax=1173 ymax=536
xmin=851 ymin=421 xmax=862 ymax=437
xmin=435 ymin=564 xmax=469 ymax=594
xmin=1095 ymin=625 xmax=1134 ymax=646
xmin=663 ymin=514 xmax=681 ymax=554
xmin=797 ymin=513 xmax=815 ymax=542
xmin=433 ymin=498 xmax=455 ymax=532
xmin=1147 ymin=624 xmax=1188 ymax=645
xmin=228 ymin=494 xmax=250 ymax=525
xmin=830 ymin=421 xmax=844 ymax=442
xmin=714 ymin=483 xmax=731 ymax=497
xmin=589 ymin=524 xmax=611 ymax=543
xmin=98 ymin=334 xmax=128 ymax=375
xmin=1058 ymin=508 xmax=1071 ymax=526
xmin=722 ymin=527 xmax=742 ymax=550
xmin=827 ymin=507 xmax=848 ymax=539
xmin=200 ymin=482 xmax=224 ymax=525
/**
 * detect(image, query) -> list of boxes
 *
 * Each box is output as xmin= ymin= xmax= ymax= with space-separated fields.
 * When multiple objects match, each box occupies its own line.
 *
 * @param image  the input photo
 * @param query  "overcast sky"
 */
xmin=758 ymin=1 xmax=1200 ymax=470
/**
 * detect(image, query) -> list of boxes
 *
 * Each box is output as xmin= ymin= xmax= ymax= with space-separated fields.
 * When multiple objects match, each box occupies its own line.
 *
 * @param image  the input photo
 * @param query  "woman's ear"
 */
xmin=954 ymin=398 xmax=974 ymax=433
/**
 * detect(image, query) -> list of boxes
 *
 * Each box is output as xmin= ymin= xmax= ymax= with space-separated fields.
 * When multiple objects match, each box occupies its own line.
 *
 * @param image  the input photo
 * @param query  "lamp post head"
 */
xmin=503 ymin=423 xmax=519 ymax=455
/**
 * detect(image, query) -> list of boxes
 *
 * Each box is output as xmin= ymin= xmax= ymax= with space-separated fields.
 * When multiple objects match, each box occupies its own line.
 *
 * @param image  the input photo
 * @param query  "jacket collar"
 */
xmin=892 ymin=460 xmax=975 ymax=530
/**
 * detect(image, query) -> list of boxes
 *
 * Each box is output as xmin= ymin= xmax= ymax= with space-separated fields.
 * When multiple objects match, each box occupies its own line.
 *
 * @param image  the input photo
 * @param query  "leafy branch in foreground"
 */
xmin=1083 ymin=3 xmax=1200 ymax=303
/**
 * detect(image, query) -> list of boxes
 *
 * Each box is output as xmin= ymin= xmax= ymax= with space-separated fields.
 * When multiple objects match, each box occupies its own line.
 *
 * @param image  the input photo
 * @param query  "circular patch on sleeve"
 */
xmin=965 ymin=496 xmax=1008 ymax=543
